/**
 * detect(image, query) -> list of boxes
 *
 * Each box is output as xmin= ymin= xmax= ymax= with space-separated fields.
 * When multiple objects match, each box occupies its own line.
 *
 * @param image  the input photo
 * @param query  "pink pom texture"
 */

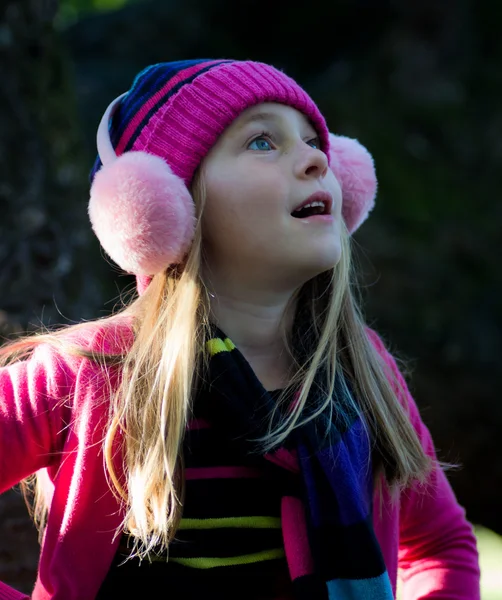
xmin=328 ymin=133 xmax=377 ymax=233
xmin=89 ymin=152 xmax=195 ymax=275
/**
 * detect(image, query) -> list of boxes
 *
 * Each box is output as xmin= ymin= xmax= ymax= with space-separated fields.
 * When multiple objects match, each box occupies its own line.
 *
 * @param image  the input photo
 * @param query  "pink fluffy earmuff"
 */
xmin=89 ymin=96 xmax=377 ymax=279
xmin=328 ymin=133 xmax=377 ymax=234
xmin=89 ymin=94 xmax=196 ymax=276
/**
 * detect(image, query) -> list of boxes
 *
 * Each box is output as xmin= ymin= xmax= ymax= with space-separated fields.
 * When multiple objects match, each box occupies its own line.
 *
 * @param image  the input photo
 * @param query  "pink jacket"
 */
xmin=0 ymin=320 xmax=480 ymax=599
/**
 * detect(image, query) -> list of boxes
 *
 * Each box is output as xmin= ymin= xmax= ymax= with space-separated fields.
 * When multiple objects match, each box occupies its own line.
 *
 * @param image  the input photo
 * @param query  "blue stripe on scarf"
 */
xmin=317 ymin=418 xmax=373 ymax=526
xmin=326 ymin=572 xmax=394 ymax=599
xmin=298 ymin=416 xmax=373 ymax=528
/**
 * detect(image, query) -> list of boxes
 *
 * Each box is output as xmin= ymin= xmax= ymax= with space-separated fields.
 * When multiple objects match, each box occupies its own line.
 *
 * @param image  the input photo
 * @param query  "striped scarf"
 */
xmin=197 ymin=326 xmax=394 ymax=600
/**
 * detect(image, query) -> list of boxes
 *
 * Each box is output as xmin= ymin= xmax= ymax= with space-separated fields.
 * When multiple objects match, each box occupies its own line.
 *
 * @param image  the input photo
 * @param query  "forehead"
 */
xmin=228 ymin=102 xmax=316 ymax=133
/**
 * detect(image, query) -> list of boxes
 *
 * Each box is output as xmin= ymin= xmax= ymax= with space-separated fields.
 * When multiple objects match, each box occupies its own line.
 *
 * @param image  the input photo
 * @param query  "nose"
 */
xmin=295 ymin=143 xmax=329 ymax=180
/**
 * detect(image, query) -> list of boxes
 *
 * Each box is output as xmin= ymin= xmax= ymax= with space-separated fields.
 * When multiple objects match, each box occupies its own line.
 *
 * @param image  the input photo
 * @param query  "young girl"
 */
xmin=0 ymin=59 xmax=480 ymax=600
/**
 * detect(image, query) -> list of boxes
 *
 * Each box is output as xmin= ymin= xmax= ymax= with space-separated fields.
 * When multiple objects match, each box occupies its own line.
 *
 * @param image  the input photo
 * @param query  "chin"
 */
xmin=314 ymin=244 xmax=342 ymax=271
xmin=315 ymin=256 xmax=341 ymax=275
xmin=297 ymin=250 xmax=342 ymax=282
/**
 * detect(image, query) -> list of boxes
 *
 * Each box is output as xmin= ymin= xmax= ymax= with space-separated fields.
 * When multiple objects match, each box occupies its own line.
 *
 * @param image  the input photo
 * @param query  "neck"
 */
xmin=208 ymin=288 xmax=297 ymax=391
xmin=209 ymin=288 xmax=296 ymax=359
xmin=202 ymin=262 xmax=303 ymax=389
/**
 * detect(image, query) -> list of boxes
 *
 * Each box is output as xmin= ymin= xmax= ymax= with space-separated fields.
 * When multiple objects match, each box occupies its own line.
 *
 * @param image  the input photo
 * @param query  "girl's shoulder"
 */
xmin=15 ymin=315 xmax=136 ymax=395
xmin=364 ymin=326 xmax=405 ymax=383
xmin=364 ymin=325 xmax=421 ymax=424
xmin=53 ymin=314 xmax=135 ymax=359
xmin=364 ymin=326 xmax=391 ymax=360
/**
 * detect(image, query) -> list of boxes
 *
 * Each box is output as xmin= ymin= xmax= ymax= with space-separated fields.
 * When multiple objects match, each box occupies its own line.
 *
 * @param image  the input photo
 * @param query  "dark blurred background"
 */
xmin=1 ymin=0 xmax=501 ymax=595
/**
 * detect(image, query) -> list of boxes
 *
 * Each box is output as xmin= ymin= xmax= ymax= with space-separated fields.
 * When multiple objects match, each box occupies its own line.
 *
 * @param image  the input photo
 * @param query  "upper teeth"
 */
xmin=298 ymin=201 xmax=325 ymax=210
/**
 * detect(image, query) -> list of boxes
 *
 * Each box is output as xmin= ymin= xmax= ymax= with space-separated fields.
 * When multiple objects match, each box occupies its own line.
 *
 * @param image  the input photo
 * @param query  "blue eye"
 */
xmin=248 ymin=133 xmax=274 ymax=151
xmin=247 ymin=132 xmax=320 ymax=151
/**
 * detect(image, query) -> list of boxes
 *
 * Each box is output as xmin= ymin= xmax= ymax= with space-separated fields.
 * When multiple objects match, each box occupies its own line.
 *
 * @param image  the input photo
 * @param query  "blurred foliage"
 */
xmin=55 ymin=0 xmax=134 ymax=28
xmin=475 ymin=527 xmax=502 ymax=600
xmin=0 ymin=0 xmax=112 ymax=337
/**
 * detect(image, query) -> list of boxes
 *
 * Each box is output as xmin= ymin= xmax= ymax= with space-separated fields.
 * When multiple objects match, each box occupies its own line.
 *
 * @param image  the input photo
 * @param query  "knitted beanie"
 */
xmin=89 ymin=59 xmax=377 ymax=294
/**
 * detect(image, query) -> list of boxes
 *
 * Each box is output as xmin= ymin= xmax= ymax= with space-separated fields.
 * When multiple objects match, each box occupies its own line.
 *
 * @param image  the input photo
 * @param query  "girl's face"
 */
xmin=200 ymin=102 xmax=343 ymax=292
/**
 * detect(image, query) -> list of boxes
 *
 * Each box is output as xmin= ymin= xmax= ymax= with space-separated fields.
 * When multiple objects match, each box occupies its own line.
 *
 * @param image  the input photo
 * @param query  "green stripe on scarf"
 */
xmin=206 ymin=337 xmax=236 ymax=356
xmin=178 ymin=516 xmax=282 ymax=530
xmin=166 ymin=548 xmax=285 ymax=568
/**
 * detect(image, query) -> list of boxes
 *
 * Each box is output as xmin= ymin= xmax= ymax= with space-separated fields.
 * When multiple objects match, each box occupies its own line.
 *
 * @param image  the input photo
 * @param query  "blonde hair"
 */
xmin=0 ymin=168 xmax=432 ymax=560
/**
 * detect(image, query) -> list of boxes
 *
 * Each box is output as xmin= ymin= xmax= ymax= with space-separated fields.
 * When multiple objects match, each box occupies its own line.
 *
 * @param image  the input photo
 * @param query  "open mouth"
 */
xmin=291 ymin=192 xmax=332 ymax=219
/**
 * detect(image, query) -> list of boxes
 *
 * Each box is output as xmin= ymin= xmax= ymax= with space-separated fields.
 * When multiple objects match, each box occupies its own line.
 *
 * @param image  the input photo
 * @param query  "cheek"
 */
xmin=202 ymin=168 xmax=285 ymax=242
xmin=326 ymin=170 xmax=343 ymax=216
xmin=202 ymin=173 xmax=245 ymax=243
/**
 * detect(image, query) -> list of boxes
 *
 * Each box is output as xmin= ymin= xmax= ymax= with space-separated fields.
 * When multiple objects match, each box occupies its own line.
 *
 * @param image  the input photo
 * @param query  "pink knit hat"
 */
xmin=89 ymin=59 xmax=377 ymax=294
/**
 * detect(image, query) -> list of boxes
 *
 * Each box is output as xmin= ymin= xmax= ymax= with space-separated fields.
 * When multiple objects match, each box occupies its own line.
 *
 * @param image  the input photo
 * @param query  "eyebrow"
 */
xmin=236 ymin=111 xmax=283 ymax=129
xmin=235 ymin=110 xmax=319 ymax=140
